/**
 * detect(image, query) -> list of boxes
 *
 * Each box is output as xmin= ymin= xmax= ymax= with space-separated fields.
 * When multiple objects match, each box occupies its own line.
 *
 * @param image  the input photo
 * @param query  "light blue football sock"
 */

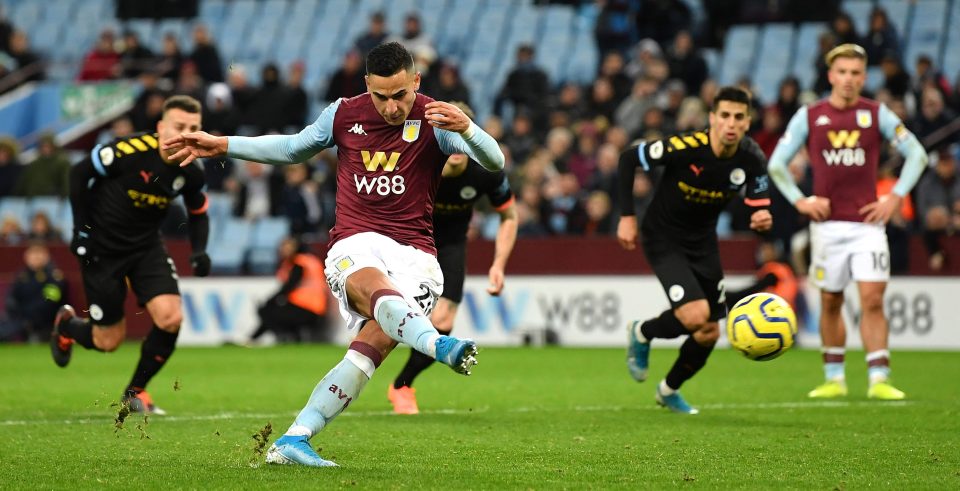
xmin=824 ymin=362 xmax=845 ymax=382
xmin=823 ymin=347 xmax=845 ymax=382
xmin=372 ymin=290 xmax=440 ymax=358
xmin=285 ymin=349 xmax=376 ymax=438
xmin=866 ymin=350 xmax=891 ymax=384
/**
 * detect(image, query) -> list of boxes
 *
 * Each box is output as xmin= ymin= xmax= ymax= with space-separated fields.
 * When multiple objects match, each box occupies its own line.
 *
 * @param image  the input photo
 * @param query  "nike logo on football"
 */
xmin=689 ymin=164 xmax=704 ymax=177
xmin=348 ymin=123 xmax=367 ymax=135
xmin=814 ymin=115 xmax=832 ymax=127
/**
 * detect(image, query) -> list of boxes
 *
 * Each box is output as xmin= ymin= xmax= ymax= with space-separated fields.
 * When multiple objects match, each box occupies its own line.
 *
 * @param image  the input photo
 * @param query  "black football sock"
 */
xmin=394 ymin=349 xmax=436 ymax=389
xmin=640 ymin=309 xmax=689 ymax=340
xmin=665 ymin=337 xmax=715 ymax=390
xmin=249 ymin=324 xmax=270 ymax=341
xmin=128 ymin=326 xmax=179 ymax=391
xmin=62 ymin=316 xmax=102 ymax=351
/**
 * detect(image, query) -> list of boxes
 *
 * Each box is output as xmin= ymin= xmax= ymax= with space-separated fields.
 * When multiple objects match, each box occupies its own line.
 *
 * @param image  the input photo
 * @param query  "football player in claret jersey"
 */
xmin=50 ymin=95 xmax=212 ymax=414
xmin=768 ymin=44 xmax=927 ymax=400
xmin=163 ymin=42 xmax=505 ymax=467
xmin=618 ymin=86 xmax=772 ymax=414
xmin=388 ymin=102 xmax=517 ymax=414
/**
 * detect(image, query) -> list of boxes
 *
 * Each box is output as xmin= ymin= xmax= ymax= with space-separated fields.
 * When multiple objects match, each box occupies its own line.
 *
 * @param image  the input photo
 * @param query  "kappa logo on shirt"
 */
xmin=814 ymin=115 xmax=832 ymax=127
xmin=348 ymin=123 xmax=367 ymax=135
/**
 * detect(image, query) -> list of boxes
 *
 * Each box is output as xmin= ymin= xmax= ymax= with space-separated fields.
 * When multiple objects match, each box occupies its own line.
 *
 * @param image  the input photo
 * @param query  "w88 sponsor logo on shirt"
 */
xmin=354 ymin=149 xmax=407 ymax=195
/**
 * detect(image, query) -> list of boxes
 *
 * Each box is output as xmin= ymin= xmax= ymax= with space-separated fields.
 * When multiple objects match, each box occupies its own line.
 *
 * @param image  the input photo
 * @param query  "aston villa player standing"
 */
xmin=618 ymin=86 xmax=772 ymax=415
xmin=51 ymin=95 xmax=211 ymax=415
xmin=162 ymin=42 xmax=504 ymax=467
xmin=768 ymin=44 xmax=927 ymax=401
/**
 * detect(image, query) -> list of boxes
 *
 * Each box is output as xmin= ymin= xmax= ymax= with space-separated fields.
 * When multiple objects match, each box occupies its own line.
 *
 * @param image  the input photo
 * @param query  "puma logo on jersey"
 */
xmin=348 ymin=123 xmax=367 ymax=135
xmin=815 ymin=115 xmax=832 ymax=127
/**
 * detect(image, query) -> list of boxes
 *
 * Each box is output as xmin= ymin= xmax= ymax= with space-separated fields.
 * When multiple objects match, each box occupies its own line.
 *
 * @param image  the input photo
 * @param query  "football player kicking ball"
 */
xmin=768 ymin=44 xmax=926 ymax=400
xmin=51 ymin=95 xmax=212 ymax=414
xmin=618 ymin=86 xmax=772 ymax=414
xmin=163 ymin=42 xmax=504 ymax=467
xmin=388 ymin=102 xmax=517 ymax=414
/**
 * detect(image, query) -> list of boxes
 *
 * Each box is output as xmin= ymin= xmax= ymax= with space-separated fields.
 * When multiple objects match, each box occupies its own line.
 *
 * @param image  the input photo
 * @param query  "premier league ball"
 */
xmin=726 ymin=293 xmax=798 ymax=361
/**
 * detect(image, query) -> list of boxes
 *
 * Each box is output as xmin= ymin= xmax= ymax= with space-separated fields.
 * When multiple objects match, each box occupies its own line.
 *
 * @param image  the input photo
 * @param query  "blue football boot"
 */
xmin=655 ymin=385 xmax=699 ymax=415
xmin=265 ymin=435 xmax=338 ymax=467
xmin=626 ymin=321 xmax=650 ymax=382
xmin=435 ymin=336 xmax=478 ymax=375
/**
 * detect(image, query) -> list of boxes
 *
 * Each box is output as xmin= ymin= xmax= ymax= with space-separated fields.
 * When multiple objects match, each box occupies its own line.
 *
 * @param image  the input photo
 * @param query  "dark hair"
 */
xmin=712 ymin=86 xmax=752 ymax=112
xmin=366 ymin=42 xmax=414 ymax=77
xmin=162 ymin=95 xmax=202 ymax=115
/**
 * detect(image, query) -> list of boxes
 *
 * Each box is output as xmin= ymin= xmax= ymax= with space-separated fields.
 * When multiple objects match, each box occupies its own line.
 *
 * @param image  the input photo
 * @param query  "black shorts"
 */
xmin=80 ymin=242 xmax=180 ymax=325
xmin=643 ymin=239 xmax=727 ymax=321
xmin=436 ymin=242 xmax=466 ymax=303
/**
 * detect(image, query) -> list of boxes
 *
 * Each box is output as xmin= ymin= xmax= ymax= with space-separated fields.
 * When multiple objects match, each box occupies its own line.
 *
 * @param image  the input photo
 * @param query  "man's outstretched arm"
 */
xmin=165 ymin=99 xmax=341 ymax=166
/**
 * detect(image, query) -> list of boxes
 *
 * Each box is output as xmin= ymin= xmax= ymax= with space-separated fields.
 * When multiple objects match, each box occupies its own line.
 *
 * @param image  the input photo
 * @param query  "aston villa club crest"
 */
xmin=402 ymin=120 xmax=421 ymax=142
xmin=856 ymin=109 xmax=872 ymax=128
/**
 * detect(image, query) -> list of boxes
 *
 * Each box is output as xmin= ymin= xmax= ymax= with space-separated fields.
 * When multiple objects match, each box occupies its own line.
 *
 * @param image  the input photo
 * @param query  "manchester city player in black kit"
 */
xmin=51 ymin=95 xmax=211 ymax=414
xmin=618 ymin=87 xmax=772 ymax=414
xmin=387 ymin=103 xmax=517 ymax=414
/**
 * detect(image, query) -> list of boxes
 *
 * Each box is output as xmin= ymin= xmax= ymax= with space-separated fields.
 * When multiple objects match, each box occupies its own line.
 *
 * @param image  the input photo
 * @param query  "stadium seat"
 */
xmin=199 ymin=0 xmax=228 ymax=23
xmin=718 ymin=25 xmax=759 ymax=86
xmin=29 ymin=20 xmax=62 ymax=56
xmin=205 ymin=193 xmax=233 ymax=222
xmin=58 ymin=204 xmax=72 ymax=239
xmin=211 ymin=218 xmax=253 ymax=274
xmin=28 ymin=197 xmax=63 ymax=226
xmin=702 ymin=48 xmax=719 ymax=78
xmin=944 ymin=4 xmax=960 ymax=78
xmin=0 ymin=197 xmax=29 ymax=226
xmin=10 ymin=2 xmax=43 ymax=28
xmin=904 ymin=0 xmax=947 ymax=67
xmin=865 ymin=66 xmax=884 ymax=92
xmin=542 ymin=5 xmax=575 ymax=34
xmin=43 ymin=0 xmax=75 ymax=25
xmin=842 ymin=0 xmax=873 ymax=36
xmin=125 ymin=19 xmax=155 ymax=48
xmin=791 ymin=23 xmax=826 ymax=90
xmin=247 ymin=217 xmax=288 ymax=274
xmin=753 ymin=23 xmax=794 ymax=103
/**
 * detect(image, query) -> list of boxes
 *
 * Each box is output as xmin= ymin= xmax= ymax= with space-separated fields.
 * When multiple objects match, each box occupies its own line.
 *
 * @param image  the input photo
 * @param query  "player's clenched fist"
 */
xmin=424 ymin=101 xmax=471 ymax=133
xmin=617 ymin=216 xmax=638 ymax=250
xmin=749 ymin=209 xmax=773 ymax=232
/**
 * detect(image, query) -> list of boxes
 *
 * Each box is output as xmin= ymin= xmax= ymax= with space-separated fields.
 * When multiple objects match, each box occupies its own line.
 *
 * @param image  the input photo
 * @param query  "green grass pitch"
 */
xmin=1 ymin=344 xmax=958 ymax=489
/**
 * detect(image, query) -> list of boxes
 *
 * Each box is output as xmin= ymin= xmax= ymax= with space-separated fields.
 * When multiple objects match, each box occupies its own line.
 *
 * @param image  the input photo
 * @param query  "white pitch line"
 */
xmin=0 ymin=400 xmax=912 ymax=427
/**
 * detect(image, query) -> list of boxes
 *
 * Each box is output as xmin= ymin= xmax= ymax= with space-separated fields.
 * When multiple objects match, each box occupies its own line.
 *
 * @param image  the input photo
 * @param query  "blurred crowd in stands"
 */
xmin=1 ymin=0 xmax=960 ymax=274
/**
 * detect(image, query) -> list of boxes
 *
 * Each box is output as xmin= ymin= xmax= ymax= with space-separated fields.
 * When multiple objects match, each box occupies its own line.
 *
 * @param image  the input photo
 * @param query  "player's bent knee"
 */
xmin=93 ymin=325 xmax=125 ymax=352
xmin=675 ymin=302 xmax=710 ymax=330
xmin=430 ymin=304 xmax=456 ymax=333
xmin=694 ymin=323 xmax=721 ymax=344
xmin=154 ymin=310 xmax=183 ymax=331
xmin=355 ymin=321 xmax=398 ymax=356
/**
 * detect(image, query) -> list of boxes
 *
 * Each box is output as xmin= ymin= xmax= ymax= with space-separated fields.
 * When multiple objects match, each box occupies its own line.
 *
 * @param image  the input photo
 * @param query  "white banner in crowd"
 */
xmin=178 ymin=276 xmax=960 ymax=350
